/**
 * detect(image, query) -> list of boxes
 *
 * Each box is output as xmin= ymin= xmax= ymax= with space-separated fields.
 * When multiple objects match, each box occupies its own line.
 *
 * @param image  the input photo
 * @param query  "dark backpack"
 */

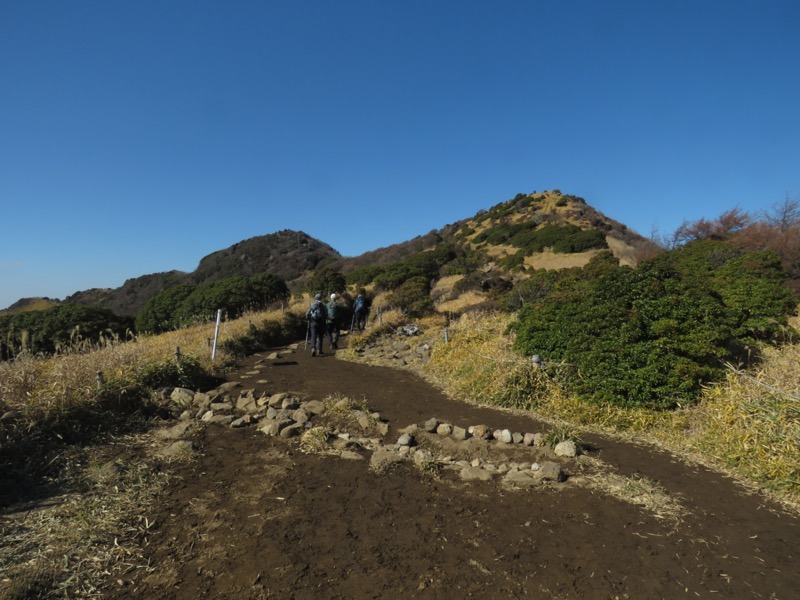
xmin=354 ymin=297 xmax=365 ymax=312
xmin=308 ymin=301 xmax=325 ymax=323
xmin=327 ymin=301 xmax=338 ymax=321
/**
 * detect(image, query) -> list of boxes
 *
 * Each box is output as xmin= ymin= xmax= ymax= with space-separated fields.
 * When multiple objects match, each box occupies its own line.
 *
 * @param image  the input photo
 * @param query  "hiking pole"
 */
xmin=304 ymin=321 xmax=309 ymax=350
xmin=350 ymin=311 xmax=356 ymax=332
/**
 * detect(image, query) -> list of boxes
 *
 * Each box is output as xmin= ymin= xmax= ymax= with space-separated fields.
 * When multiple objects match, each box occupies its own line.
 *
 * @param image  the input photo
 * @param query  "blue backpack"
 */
xmin=308 ymin=301 xmax=325 ymax=323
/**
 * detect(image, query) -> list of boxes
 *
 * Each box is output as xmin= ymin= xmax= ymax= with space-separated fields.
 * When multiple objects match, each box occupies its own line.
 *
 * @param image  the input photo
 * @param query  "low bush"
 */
xmin=511 ymin=241 xmax=797 ymax=409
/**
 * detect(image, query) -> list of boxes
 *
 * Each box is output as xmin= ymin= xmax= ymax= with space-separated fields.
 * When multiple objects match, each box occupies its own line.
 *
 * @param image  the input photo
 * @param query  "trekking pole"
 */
xmin=304 ymin=321 xmax=309 ymax=350
xmin=350 ymin=311 xmax=356 ymax=332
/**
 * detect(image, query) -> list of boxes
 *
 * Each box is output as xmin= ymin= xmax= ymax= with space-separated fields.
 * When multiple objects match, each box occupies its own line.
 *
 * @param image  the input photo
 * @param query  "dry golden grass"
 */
xmin=0 ymin=444 xmax=170 ymax=599
xmin=435 ymin=291 xmax=489 ymax=314
xmin=423 ymin=311 xmax=564 ymax=412
xmin=585 ymin=467 xmax=686 ymax=523
xmin=523 ymin=249 xmax=598 ymax=271
xmin=0 ymin=303 xmax=306 ymax=415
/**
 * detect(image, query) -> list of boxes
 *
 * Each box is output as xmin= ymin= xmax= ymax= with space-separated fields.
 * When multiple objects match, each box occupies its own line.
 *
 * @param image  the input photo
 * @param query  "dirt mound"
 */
xmin=103 ymin=341 xmax=800 ymax=599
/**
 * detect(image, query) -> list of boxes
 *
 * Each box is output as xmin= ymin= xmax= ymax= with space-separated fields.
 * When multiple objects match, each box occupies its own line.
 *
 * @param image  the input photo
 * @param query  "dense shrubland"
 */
xmin=511 ymin=242 xmax=796 ymax=409
xmin=134 ymin=273 xmax=289 ymax=334
xmin=0 ymin=304 xmax=133 ymax=359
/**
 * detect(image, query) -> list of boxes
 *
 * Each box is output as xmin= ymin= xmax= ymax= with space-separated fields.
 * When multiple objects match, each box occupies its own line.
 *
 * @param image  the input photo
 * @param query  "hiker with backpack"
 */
xmin=326 ymin=293 xmax=341 ymax=350
xmin=353 ymin=294 xmax=368 ymax=332
xmin=306 ymin=293 xmax=328 ymax=356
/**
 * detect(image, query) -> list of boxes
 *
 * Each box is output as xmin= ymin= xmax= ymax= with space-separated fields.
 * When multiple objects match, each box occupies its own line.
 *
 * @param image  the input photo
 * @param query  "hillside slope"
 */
xmin=4 ymin=191 xmax=656 ymax=316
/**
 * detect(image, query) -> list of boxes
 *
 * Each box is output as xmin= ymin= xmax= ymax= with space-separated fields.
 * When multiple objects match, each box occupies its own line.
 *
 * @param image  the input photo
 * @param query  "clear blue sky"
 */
xmin=2 ymin=1 xmax=798 ymax=310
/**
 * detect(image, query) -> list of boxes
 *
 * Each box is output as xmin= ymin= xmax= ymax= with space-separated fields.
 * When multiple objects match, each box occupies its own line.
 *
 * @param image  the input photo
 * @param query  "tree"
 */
xmin=307 ymin=268 xmax=346 ymax=296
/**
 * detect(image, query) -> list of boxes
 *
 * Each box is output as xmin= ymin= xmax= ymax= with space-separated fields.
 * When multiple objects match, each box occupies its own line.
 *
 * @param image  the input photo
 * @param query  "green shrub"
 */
xmin=307 ymin=267 xmax=346 ymax=296
xmin=346 ymin=265 xmax=385 ymax=286
xmin=0 ymin=304 xmax=133 ymax=357
xmin=135 ymin=274 xmax=289 ymax=334
xmin=388 ymin=276 xmax=434 ymax=317
xmin=511 ymin=242 xmax=797 ymax=409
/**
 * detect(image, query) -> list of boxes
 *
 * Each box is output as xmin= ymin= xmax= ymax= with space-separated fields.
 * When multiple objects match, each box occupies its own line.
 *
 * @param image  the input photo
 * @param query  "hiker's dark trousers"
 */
xmin=310 ymin=321 xmax=326 ymax=353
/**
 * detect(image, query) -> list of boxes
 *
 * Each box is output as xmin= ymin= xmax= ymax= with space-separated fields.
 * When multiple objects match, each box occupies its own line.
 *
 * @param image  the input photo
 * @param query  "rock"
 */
xmin=533 ymin=433 xmax=546 ymax=447
xmin=459 ymin=467 xmax=494 ymax=482
xmin=397 ymin=433 xmax=415 ymax=447
xmin=412 ymin=449 xmax=435 ymax=469
xmin=208 ymin=415 xmax=235 ymax=425
xmin=292 ymin=408 xmax=309 ymax=424
xmin=436 ymin=423 xmax=453 ymax=436
xmin=370 ymin=448 xmax=405 ymax=472
xmin=193 ymin=392 xmax=211 ymax=407
xmin=376 ymin=422 xmax=390 ymax=437
xmin=210 ymin=402 xmax=233 ymax=413
xmin=231 ymin=415 xmax=257 ymax=428
xmin=156 ymin=440 xmax=194 ymax=459
xmin=265 ymin=407 xmax=278 ymax=420
xmin=554 ymin=440 xmax=578 ymax=457
xmin=200 ymin=410 xmax=214 ymax=422
xmin=355 ymin=411 xmax=371 ymax=429
xmin=502 ymin=470 xmax=540 ymax=489
xmin=170 ymin=387 xmax=195 ymax=407
xmin=398 ymin=424 xmax=419 ymax=435
xmin=469 ymin=424 xmax=492 ymax=440
xmin=512 ymin=432 xmax=524 ymax=444
xmin=259 ymin=418 xmax=293 ymax=437
xmin=495 ymin=429 xmax=513 ymax=444
xmin=303 ymin=400 xmax=325 ymax=415
xmin=268 ymin=393 xmax=289 ymax=408
xmin=451 ymin=426 xmax=469 ymax=441
xmin=423 ymin=418 xmax=440 ymax=433
xmin=523 ymin=433 xmax=536 ymax=446
xmin=533 ymin=461 xmax=565 ymax=482
xmin=154 ymin=421 xmax=193 ymax=440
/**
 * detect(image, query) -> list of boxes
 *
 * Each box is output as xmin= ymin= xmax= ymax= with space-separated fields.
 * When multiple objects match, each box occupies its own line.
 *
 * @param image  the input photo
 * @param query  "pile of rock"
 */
xmin=159 ymin=383 xmax=577 ymax=491
xmin=351 ymin=328 xmax=435 ymax=369
xmin=386 ymin=417 xmax=573 ymax=488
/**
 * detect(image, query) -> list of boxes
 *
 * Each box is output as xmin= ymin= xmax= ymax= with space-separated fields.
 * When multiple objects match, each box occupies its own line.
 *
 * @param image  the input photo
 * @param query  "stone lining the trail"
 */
xmin=156 ymin=368 xmax=576 ymax=489
xmin=350 ymin=325 xmax=436 ymax=369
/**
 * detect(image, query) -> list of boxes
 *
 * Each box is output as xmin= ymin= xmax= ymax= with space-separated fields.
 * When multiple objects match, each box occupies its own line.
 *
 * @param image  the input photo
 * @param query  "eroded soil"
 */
xmin=102 ymin=341 xmax=800 ymax=599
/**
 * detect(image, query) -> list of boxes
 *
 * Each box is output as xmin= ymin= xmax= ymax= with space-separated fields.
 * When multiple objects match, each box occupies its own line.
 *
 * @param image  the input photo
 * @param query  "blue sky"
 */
xmin=1 ymin=1 xmax=798 ymax=310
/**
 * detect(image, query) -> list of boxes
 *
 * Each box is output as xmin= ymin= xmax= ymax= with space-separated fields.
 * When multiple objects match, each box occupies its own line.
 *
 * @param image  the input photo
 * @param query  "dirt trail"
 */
xmin=104 ymin=341 xmax=800 ymax=599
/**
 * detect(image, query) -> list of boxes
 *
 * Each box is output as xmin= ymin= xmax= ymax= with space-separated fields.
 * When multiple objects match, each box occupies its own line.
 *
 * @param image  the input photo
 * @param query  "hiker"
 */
xmin=353 ymin=294 xmax=368 ymax=331
xmin=326 ymin=293 xmax=340 ymax=350
xmin=306 ymin=293 xmax=328 ymax=356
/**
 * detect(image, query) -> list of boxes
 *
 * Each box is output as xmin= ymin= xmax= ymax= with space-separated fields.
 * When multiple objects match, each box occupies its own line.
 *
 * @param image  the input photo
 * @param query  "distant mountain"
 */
xmin=0 ymin=297 xmax=61 ymax=316
xmin=3 ymin=191 xmax=657 ymax=316
xmin=59 ymin=230 xmax=342 ymax=316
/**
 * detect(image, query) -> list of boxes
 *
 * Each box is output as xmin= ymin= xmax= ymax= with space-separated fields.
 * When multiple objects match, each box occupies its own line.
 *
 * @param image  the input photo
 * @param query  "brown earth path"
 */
xmin=104 ymin=340 xmax=800 ymax=599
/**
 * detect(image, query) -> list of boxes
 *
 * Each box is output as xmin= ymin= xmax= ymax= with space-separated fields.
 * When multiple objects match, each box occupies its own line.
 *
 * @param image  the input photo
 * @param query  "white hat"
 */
xmin=330 ymin=293 xmax=336 ymax=299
